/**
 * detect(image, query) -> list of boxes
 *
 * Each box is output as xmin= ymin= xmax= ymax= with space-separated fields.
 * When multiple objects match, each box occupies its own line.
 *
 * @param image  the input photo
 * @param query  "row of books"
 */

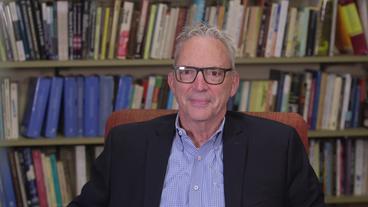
xmin=0 ymin=74 xmax=179 ymax=140
xmin=230 ymin=70 xmax=366 ymax=130
xmin=0 ymin=0 xmax=367 ymax=62
xmin=1 ymin=69 xmax=367 ymax=140
xmin=309 ymin=139 xmax=368 ymax=196
xmin=0 ymin=146 xmax=102 ymax=207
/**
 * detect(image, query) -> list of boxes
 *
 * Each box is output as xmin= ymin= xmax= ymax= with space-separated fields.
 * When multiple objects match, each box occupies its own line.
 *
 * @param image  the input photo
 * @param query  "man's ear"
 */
xmin=230 ymin=71 xmax=240 ymax=97
xmin=167 ymin=71 xmax=175 ymax=93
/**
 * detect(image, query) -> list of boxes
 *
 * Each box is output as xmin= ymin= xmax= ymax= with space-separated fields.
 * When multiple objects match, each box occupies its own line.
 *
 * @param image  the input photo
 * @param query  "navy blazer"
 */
xmin=68 ymin=111 xmax=326 ymax=207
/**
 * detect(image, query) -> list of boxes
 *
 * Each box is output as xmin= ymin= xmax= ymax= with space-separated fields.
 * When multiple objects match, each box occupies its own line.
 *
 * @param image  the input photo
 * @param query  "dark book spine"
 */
xmin=31 ymin=0 xmax=47 ymax=59
xmin=306 ymin=10 xmax=318 ymax=56
xmin=68 ymin=0 xmax=74 ymax=60
xmin=26 ymin=0 xmax=40 ymax=59
xmin=81 ymin=0 xmax=90 ymax=59
xmin=18 ymin=0 xmax=35 ymax=59
xmin=88 ymin=0 xmax=97 ymax=59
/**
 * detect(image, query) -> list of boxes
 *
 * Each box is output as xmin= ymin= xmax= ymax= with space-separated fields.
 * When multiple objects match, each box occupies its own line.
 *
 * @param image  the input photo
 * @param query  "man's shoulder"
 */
xmin=107 ymin=113 xmax=177 ymax=135
xmin=226 ymin=111 xmax=297 ymax=135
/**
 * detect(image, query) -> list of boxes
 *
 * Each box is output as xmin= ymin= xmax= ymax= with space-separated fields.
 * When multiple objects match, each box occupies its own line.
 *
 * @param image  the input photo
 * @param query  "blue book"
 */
xmin=309 ymin=70 xmax=322 ymax=130
xmin=0 ymin=170 xmax=6 ymax=206
xmin=98 ymin=76 xmax=114 ymax=136
xmin=44 ymin=77 xmax=63 ymax=138
xmin=0 ymin=148 xmax=17 ymax=207
xmin=15 ymin=3 xmax=30 ymax=60
xmin=114 ymin=75 xmax=133 ymax=111
xmin=49 ymin=154 xmax=63 ymax=206
xmin=21 ymin=77 xmax=51 ymax=138
xmin=21 ymin=148 xmax=40 ymax=206
xmin=84 ymin=76 xmax=99 ymax=137
xmin=193 ymin=0 xmax=205 ymax=23
xmin=76 ymin=76 xmax=84 ymax=136
xmin=64 ymin=76 xmax=78 ymax=137
xmin=166 ymin=90 xmax=174 ymax=109
xmin=352 ymin=81 xmax=361 ymax=128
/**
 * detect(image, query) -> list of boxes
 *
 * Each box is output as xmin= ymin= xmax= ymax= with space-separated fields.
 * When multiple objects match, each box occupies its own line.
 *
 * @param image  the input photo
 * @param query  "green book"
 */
xmin=143 ymin=4 xmax=158 ymax=59
xmin=50 ymin=154 xmax=63 ymax=207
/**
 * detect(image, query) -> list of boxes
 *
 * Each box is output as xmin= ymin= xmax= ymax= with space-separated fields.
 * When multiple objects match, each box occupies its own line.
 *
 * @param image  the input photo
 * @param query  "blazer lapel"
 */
xmin=143 ymin=118 xmax=176 ymax=207
xmin=223 ymin=113 xmax=251 ymax=207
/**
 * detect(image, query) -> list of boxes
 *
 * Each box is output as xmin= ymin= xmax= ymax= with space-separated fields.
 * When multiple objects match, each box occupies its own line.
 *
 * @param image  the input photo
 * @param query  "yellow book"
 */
xmin=143 ymin=4 xmax=157 ymax=59
xmin=94 ymin=6 xmax=103 ymax=60
xmin=100 ymin=7 xmax=111 ymax=60
xmin=108 ymin=0 xmax=122 ymax=59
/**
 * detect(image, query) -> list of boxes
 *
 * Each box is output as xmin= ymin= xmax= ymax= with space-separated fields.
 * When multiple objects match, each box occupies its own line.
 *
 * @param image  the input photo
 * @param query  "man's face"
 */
xmin=168 ymin=36 xmax=239 ymax=124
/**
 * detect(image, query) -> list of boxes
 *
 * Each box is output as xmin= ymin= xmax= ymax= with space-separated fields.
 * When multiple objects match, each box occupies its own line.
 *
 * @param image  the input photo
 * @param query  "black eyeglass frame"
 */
xmin=173 ymin=65 xmax=233 ymax=85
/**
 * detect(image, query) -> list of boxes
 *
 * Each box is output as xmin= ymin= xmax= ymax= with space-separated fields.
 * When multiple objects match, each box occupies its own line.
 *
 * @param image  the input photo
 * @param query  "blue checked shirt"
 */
xmin=160 ymin=116 xmax=225 ymax=207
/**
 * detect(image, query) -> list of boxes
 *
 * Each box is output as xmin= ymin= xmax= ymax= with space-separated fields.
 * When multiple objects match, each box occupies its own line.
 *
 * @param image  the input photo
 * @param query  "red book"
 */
xmin=339 ymin=0 xmax=368 ymax=55
xmin=32 ymin=150 xmax=48 ymax=207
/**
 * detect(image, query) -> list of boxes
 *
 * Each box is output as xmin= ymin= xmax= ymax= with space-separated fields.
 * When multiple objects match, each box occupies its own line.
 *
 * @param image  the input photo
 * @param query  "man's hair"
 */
xmin=173 ymin=23 xmax=236 ymax=69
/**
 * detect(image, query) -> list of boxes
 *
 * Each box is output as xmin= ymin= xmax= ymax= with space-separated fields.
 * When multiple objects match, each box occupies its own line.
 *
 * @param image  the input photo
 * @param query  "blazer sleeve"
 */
xmin=286 ymin=129 xmax=327 ymax=207
xmin=67 ymin=133 xmax=113 ymax=207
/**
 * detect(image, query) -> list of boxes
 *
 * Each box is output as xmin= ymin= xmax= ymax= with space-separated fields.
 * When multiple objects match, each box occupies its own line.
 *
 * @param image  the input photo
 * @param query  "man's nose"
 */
xmin=193 ymin=71 xmax=208 ymax=90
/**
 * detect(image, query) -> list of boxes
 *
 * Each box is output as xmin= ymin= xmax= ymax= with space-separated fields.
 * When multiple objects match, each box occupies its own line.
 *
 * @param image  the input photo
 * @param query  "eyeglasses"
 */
xmin=173 ymin=65 xmax=233 ymax=85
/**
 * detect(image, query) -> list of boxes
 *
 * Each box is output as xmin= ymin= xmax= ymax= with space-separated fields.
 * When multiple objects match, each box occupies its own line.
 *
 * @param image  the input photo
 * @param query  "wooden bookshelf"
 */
xmin=325 ymin=195 xmax=368 ymax=204
xmin=0 ymin=56 xmax=368 ymax=69
xmin=1 ymin=128 xmax=368 ymax=147
xmin=308 ymin=128 xmax=368 ymax=138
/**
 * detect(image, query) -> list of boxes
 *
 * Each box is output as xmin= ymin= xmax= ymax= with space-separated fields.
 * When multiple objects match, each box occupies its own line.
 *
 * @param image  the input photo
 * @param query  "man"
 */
xmin=69 ymin=24 xmax=326 ymax=207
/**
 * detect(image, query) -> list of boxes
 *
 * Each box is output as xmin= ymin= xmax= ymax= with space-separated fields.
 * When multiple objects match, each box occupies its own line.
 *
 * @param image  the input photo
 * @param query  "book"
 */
xmin=45 ymin=77 xmax=63 ymax=138
xmin=116 ymin=1 xmax=134 ymax=59
xmin=63 ymin=76 xmax=78 ymax=137
xmin=0 ymin=148 xmax=17 ymax=207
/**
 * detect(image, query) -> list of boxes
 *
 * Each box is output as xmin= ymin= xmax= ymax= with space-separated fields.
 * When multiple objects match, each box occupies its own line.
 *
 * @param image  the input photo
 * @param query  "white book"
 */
xmin=339 ymin=74 xmax=351 ymax=129
xmin=238 ymin=7 xmax=250 ymax=57
xmin=322 ymin=74 xmax=335 ymax=129
xmin=270 ymin=81 xmax=278 ymax=112
xmin=239 ymin=81 xmax=250 ymax=112
xmin=284 ymin=7 xmax=298 ymax=57
xmin=208 ymin=6 xmax=217 ymax=27
xmin=131 ymin=84 xmax=144 ymax=109
xmin=273 ymin=0 xmax=289 ymax=57
xmin=57 ymin=1 xmax=69 ymax=60
xmin=164 ymin=7 xmax=179 ymax=59
xmin=0 ymin=2 xmax=18 ymax=61
xmin=328 ymin=76 xmax=342 ymax=130
xmin=150 ymin=3 xmax=167 ymax=59
xmin=9 ymin=82 xmax=18 ymax=139
xmin=144 ymin=76 xmax=156 ymax=109
xmin=354 ymin=140 xmax=365 ymax=195
xmin=264 ymin=3 xmax=279 ymax=57
xmin=2 ymin=78 xmax=11 ymax=139
xmin=75 ymin=145 xmax=87 ymax=194
xmin=160 ymin=10 xmax=171 ymax=59
xmin=329 ymin=0 xmax=338 ymax=56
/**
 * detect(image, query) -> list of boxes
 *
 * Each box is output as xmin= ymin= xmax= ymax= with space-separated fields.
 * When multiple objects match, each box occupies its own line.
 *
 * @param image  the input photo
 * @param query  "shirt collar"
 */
xmin=174 ymin=114 xmax=225 ymax=153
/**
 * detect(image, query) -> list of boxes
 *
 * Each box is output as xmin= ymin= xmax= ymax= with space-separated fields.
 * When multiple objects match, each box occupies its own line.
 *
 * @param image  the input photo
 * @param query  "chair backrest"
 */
xmin=105 ymin=109 xmax=309 ymax=150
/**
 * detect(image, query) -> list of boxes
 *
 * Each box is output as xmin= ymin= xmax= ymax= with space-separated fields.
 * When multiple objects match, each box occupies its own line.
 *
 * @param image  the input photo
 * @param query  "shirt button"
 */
xmin=197 ymin=156 xmax=202 ymax=161
xmin=178 ymin=131 xmax=183 ymax=136
xmin=193 ymin=185 xmax=199 ymax=191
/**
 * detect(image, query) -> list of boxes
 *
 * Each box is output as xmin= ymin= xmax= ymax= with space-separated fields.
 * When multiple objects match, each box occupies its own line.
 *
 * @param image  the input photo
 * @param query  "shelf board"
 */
xmin=0 ymin=137 xmax=104 ymax=147
xmin=1 ymin=56 xmax=367 ymax=68
xmin=308 ymin=128 xmax=368 ymax=138
xmin=325 ymin=195 xmax=368 ymax=204
xmin=1 ymin=129 xmax=368 ymax=147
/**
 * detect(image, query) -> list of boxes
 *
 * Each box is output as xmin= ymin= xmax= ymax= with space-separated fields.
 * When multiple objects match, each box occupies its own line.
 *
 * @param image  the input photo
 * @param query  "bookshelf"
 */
xmin=0 ymin=56 xmax=368 ymax=69
xmin=1 ymin=0 xmax=368 ymax=205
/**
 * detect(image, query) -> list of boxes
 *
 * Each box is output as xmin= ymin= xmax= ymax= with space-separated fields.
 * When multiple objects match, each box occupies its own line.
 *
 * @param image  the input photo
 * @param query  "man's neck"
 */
xmin=179 ymin=116 xmax=224 ymax=148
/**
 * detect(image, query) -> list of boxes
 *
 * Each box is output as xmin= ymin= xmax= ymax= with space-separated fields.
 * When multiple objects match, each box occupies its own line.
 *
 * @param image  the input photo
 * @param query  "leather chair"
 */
xmin=104 ymin=109 xmax=309 ymax=150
